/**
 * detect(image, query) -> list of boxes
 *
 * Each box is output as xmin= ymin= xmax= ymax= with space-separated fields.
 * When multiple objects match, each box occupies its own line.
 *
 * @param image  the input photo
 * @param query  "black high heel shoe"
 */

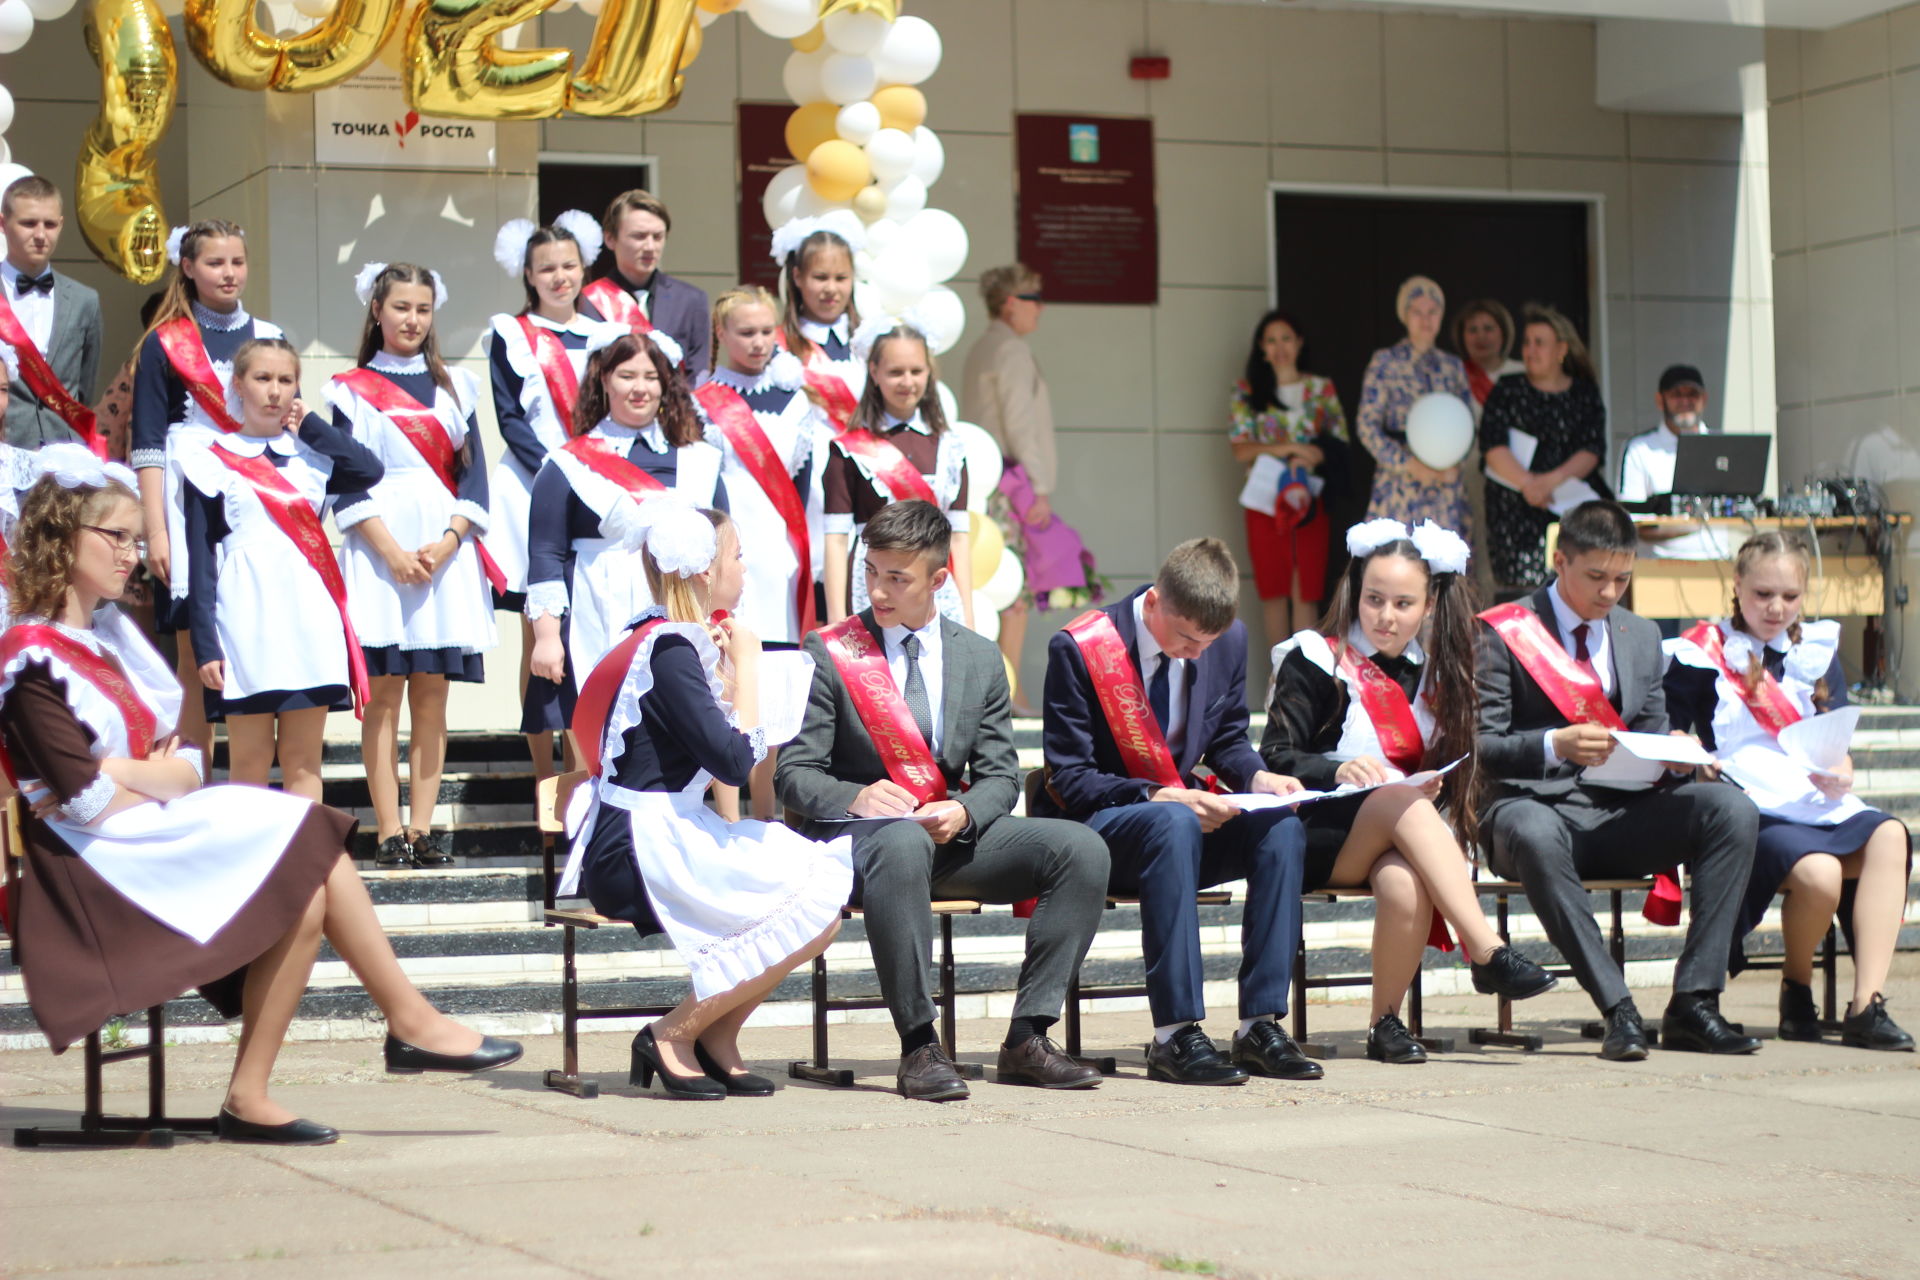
xmin=630 ymin=1027 xmax=726 ymax=1100
xmin=694 ymin=1040 xmax=775 ymax=1096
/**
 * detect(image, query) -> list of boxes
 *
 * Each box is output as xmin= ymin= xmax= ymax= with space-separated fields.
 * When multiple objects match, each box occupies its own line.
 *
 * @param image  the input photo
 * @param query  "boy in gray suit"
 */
xmin=777 ymin=500 xmax=1109 ymax=1101
xmin=0 ymin=176 xmax=103 ymax=450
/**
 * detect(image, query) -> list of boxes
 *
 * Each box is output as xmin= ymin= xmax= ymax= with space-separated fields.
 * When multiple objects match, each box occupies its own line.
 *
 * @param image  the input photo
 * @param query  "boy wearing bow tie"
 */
xmin=0 ymin=176 xmax=103 ymax=452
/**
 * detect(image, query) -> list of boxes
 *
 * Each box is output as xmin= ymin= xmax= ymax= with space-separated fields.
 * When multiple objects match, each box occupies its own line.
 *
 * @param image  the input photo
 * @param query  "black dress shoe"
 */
xmin=217 ymin=1108 xmax=339 ymax=1146
xmin=1777 ymin=979 xmax=1824 ymax=1042
xmin=410 ymin=829 xmax=456 ymax=868
xmin=1231 ymin=1019 xmax=1324 ymax=1079
xmin=1841 ymin=993 xmax=1916 ymax=1052
xmin=1365 ymin=1011 xmax=1428 ymax=1064
xmin=996 ymin=1035 xmax=1102 ymax=1088
xmin=896 ymin=1042 xmax=971 ymax=1101
xmin=373 ymin=834 xmax=414 ymax=870
xmin=383 ymin=1033 xmax=524 ymax=1075
xmin=630 ymin=1027 xmax=726 ymax=1099
xmin=693 ymin=1040 xmax=776 ymax=1095
xmin=1470 ymin=946 xmax=1558 ymax=1001
xmin=1661 ymin=991 xmax=1762 ymax=1055
xmin=1145 ymin=1024 xmax=1248 ymax=1086
xmin=1600 ymin=998 xmax=1650 ymax=1062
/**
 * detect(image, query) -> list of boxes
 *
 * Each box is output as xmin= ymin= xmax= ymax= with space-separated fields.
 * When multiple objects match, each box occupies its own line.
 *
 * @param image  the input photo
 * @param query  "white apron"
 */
xmin=838 ymin=424 xmax=969 ymax=625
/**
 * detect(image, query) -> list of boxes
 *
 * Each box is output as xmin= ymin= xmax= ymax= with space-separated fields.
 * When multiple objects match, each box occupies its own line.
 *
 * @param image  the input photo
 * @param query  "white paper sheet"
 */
xmin=1220 ymin=756 xmax=1466 ymax=812
xmin=1484 ymin=425 xmax=1601 ymax=513
xmin=1237 ymin=454 xmax=1285 ymax=516
xmin=1777 ymin=706 xmax=1860 ymax=774
xmin=1581 ymin=730 xmax=1714 ymax=787
xmin=757 ymin=650 xmax=817 ymax=746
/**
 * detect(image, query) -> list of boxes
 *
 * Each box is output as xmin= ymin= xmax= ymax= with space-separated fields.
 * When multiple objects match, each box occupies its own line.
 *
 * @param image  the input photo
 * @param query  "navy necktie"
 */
xmin=1148 ymin=652 xmax=1171 ymax=736
xmin=15 ymin=273 xmax=52 ymax=297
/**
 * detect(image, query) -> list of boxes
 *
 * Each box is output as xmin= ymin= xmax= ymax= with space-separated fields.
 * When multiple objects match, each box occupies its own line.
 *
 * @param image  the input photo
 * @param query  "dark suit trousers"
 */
xmin=1486 ymin=781 xmax=1758 ymax=1011
xmin=852 ymin=815 xmax=1108 ymax=1037
xmin=1088 ymin=802 xmax=1306 ymax=1027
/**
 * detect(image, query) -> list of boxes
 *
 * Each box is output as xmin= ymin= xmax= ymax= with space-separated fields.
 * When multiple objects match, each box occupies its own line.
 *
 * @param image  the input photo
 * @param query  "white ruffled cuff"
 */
xmin=452 ymin=500 xmax=492 ymax=536
xmin=177 ymin=745 xmax=207 ymax=786
xmin=825 ymin=513 xmax=855 ymax=536
xmin=130 ymin=448 xmax=166 ymax=471
xmin=526 ymin=580 xmax=570 ymax=621
xmin=332 ymin=496 xmax=381 ymax=531
xmin=946 ymin=508 xmax=970 ymax=531
xmin=745 ymin=724 xmax=768 ymax=764
xmin=61 ymin=772 xmax=116 ymax=825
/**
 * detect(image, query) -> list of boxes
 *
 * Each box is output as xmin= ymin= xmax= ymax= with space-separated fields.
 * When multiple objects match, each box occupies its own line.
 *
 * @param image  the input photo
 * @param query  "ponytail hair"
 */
xmin=1319 ymin=539 xmax=1483 ymax=850
xmin=137 ymin=219 xmax=247 ymax=372
xmin=1729 ymin=531 xmax=1828 ymax=712
xmin=780 ymin=230 xmax=859 ymax=358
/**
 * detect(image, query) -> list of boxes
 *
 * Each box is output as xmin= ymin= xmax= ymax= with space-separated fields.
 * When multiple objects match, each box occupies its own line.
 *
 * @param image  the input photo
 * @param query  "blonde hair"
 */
xmin=1520 ymin=303 xmax=1597 ymax=383
xmin=138 ymin=219 xmax=247 ymax=369
xmin=1730 ymin=532 xmax=1828 ymax=712
xmin=710 ymin=284 xmax=781 ymax=359
xmin=979 ymin=263 xmax=1041 ymax=317
xmin=642 ymin=509 xmax=732 ymax=623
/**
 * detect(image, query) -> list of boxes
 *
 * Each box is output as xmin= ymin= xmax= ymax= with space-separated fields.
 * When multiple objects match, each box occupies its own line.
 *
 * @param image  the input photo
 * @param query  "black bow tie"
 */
xmin=14 ymin=273 xmax=52 ymax=297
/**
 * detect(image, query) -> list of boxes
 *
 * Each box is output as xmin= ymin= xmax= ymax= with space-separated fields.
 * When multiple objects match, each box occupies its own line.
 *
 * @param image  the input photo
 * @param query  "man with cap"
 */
xmin=1616 ymin=364 xmax=1730 ymax=564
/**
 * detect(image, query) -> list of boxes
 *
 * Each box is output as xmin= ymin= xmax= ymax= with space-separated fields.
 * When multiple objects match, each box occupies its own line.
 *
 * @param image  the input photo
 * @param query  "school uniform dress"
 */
xmin=180 ymin=414 xmax=385 ymax=722
xmin=130 ymin=302 xmax=285 ymax=632
xmin=0 ymin=609 xmax=352 ymax=1050
xmin=1664 ymin=620 xmax=1909 ymax=970
xmin=1355 ymin=339 xmax=1472 ymax=535
xmin=560 ymin=610 xmax=852 ymax=991
xmin=1229 ymin=375 xmax=1349 ymax=602
xmin=329 ymin=351 xmax=497 ymax=681
xmin=484 ymin=310 xmax=627 ymax=608
xmin=1260 ymin=626 xmax=1436 ymax=886
xmin=696 ymin=352 xmax=823 ymax=645
xmin=1479 ymin=374 xmax=1610 ymax=589
xmin=522 ymin=419 xmax=727 ymax=731
xmin=823 ymin=411 xmax=968 ymax=624
xmin=796 ymin=316 xmax=864 ymax=583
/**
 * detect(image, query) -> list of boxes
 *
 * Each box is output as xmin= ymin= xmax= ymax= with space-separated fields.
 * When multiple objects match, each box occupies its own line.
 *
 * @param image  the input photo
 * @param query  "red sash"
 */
xmin=0 ymin=293 xmax=105 ymax=459
xmin=1334 ymin=642 xmax=1426 ymax=777
xmin=210 ymin=443 xmax=371 ymax=716
xmin=333 ymin=368 xmax=507 ymax=595
xmin=1682 ymin=622 xmax=1802 ymax=739
xmin=0 ymin=624 xmax=160 ymax=786
xmin=803 ymin=365 xmax=857 ymax=433
xmin=570 ymin=617 xmax=669 ymax=775
xmin=695 ymin=381 xmax=815 ymax=636
xmin=580 ymin=278 xmax=653 ymax=335
xmin=820 ymin=614 xmax=947 ymax=804
xmin=1481 ymin=601 xmax=1682 ymax=925
xmin=155 ymin=316 xmax=244 ymax=435
xmin=1466 ymin=360 xmax=1495 ymax=406
xmin=1064 ymin=609 xmax=1183 ymax=790
xmin=515 ymin=317 xmax=580 ymax=434
xmin=560 ymin=435 xmax=671 ymax=503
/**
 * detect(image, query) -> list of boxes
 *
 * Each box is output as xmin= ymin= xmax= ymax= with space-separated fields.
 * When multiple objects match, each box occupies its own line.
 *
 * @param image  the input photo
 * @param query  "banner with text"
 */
xmin=315 ymin=68 xmax=498 ymax=169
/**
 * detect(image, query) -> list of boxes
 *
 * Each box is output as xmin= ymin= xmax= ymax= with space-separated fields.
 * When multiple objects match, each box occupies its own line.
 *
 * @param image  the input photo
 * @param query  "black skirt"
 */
xmin=1731 ymin=808 xmax=1910 ymax=973
xmin=206 ymin=683 xmax=351 ymax=723
xmin=1298 ymin=790 xmax=1371 ymax=890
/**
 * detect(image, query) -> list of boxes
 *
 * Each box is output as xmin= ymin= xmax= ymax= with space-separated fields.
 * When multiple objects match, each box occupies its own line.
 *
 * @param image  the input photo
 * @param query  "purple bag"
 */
xmin=998 ymin=463 xmax=1098 ymax=598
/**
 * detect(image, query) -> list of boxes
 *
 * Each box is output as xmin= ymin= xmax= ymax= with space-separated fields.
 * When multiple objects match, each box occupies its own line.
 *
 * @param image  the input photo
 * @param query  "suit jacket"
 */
xmin=1473 ymin=582 xmax=1668 ymax=801
xmin=775 ymin=609 xmax=1021 ymax=839
xmin=960 ymin=318 xmax=1056 ymax=495
xmin=1035 ymin=587 xmax=1267 ymax=821
xmin=584 ymin=268 xmax=711 ymax=378
xmin=4 ymin=272 xmax=103 ymax=449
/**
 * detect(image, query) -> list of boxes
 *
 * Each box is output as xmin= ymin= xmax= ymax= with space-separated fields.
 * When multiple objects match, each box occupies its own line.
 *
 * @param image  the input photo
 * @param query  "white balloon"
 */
xmin=761 ymin=164 xmax=809 ymax=228
xmin=937 ymin=381 xmax=960 ymax=427
xmin=970 ymin=592 xmax=1000 ymax=641
xmin=883 ymin=175 xmax=927 ymax=222
xmin=901 ymin=208 xmax=968 ymax=283
xmin=0 ymin=86 xmax=13 ymax=137
xmin=792 ymin=185 xmax=832 ymax=219
xmin=822 ymin=9 xmax=887 ymax=55
xmin=0 ymin=1 xmax=35 ymax=55
xmin=912 ymin=284 xmax=966 ymax=355
xmin=835 ymin=100 xmax=880 ymax=146
xmin=950 ymin=420 xmax=1003 ymax=507
xmin=853 ymin=280 xmax=884 ymax=322
xmin=744 ymin=0 xmax=815 ymax=40
xmin=980 ymin=549 xmax=1025 ymax=614
xmin=863 ymin=216 xmax=902 ymax=257
xmin=1405 ymin=393 xmax=1477 ymax=470
xmin=864 ymin=128 xmax=915 ymax=185
xmin=0 ymin=138 xmax=11 ymax=166
xmin=0 ymin=162 xmax=33 ymax=195
xmin=871 ymin=245 xmax=931 ymax=313
xmin=781 ymin=49 xmax=827 ymax=105
xmin=22 ymin=0 xmax=74 ymax=17
xmin=818 ymin=52 xmax=877 ymax=105
xmin=292 ymin=0 xmax=331 ymax=17
xmin=853 ymin=249 xmax=874 ymax=278
xmin=872 ymin=14 xmax=941 ymax=86
xmin=908 ymin=126 xmax=945 ymax=186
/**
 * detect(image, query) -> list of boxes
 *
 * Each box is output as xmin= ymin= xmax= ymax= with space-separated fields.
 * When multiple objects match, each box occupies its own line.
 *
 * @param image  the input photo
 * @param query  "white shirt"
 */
xmin=1 ymin=259 xmax=55 ymax=353
xmin=881 ymin=614 xmax=945 ymax=752
xmin=1132 ymin=593 xmax=1188 ymax=754
xmin=1540 ymin=580 xmax=1612 ymax=766
xmin=1619 ymin=421 xmax=1730 ymax=560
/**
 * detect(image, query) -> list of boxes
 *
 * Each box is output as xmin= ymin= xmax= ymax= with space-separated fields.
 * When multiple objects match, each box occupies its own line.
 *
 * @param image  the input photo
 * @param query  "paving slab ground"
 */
xmin=5 ymin=958 xmax=1920 ymax=1280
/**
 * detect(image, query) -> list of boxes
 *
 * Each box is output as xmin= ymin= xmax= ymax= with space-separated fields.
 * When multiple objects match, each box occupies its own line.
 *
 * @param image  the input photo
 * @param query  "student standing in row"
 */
xmin=579 ymin=190 xmax=710 ymax=377
xmin=0 ymin=176 xmax=103 ymax=453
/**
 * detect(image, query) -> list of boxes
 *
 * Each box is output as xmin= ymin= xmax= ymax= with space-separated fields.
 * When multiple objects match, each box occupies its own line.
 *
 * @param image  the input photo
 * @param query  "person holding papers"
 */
xmin=1476 ymin=500 xmax=1761 ymax=1060
xmin=1260 ymin=518 xmax=1555 ymax=1063
xmin=1663 ymin=532 xmax=1912 ymax=1051
xmin=1035 ymin=538 xmax=1317 ymax=1085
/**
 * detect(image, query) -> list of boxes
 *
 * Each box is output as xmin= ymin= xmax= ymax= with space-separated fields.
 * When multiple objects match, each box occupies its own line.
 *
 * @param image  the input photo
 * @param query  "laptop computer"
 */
xmin=1671 ymin=433 xmax=1770 ymax=498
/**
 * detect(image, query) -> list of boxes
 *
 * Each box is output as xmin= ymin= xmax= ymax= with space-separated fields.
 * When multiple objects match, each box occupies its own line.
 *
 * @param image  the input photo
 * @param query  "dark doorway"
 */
xmin=538 ymin=156 xmax=655 ymax=230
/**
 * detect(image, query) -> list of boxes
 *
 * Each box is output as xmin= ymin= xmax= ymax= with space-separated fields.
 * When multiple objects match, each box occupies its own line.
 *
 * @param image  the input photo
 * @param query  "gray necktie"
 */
xmin=900 ymin=632 xmax=934 ymax=746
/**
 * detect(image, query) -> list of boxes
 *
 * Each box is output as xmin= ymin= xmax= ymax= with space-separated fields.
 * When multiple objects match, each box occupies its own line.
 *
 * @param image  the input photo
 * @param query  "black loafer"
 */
xmin=1365 ymin=1011 xmax=1428 ymax=1064
xmin=373 ymin=834 xmax=414 ymax=870
xmin=1841 ymin=993 xmax=1915 ymax=1052
xmin=1230 ymin=1019 xmax=1324 ymax=1079
xmin=217 ymin=1108 xmax=339 ymax=1146
xmin=1777 ymin=979 xmax=1824 ymax=1042
xmin=1600 ymin=998 xmax=1650 ymax=1062
xmin=1661 ymin=991 xmax=1762 ymax=1055
xmin=410 ymin=830 xmax=456 ymax=868
xmin=383 ymin=1033 xmax=524 ymax=1075
xmin=1470 ymin=946 xmax=1558 ymax=1001
xmin=1145 ymin=1024 xmax=1248 ymax=1086
xmin=694 ymin=1041 xmax=777 ymax=1095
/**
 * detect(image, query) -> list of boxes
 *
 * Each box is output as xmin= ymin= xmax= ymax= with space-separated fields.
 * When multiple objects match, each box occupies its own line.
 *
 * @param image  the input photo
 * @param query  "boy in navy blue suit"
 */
xmin=1035 ymin=538 xmax=1318 ymax=1085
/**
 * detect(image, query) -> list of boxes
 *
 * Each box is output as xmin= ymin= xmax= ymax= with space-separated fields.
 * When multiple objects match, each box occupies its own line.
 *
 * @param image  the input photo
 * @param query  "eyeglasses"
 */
xmin=1015 ymin=292 xmax=1044 ymax=303
xmin=83 ymin=525 xmax=146 ymax=558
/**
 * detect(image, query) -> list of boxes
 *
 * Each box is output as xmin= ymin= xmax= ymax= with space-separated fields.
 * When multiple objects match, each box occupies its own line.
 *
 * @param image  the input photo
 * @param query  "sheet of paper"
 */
xmin=1547 ymin=477 xmax=1604 ymax=516
xmin=1219 ymin=756 xmax=1465 ymax=811
xmin=1237 ymin=453 xmax=1284 ymax=516
xmin=1720 ymin=742 xmax=1826 ymax=807
xmin=1486 ymin=428 xmax=1538 ymax=493
xmin=757 ymin=650 xmax=816 ymax=746
xmin=1777 ymin=706 xmax=1859 ymax=774
xmin=1581 ymin=730 xmax=1712 ymax=786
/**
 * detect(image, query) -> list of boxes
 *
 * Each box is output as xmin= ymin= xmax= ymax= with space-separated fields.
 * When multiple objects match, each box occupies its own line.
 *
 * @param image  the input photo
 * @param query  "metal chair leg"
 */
xmin=544 ymin=922 xmax=600 ymax=1098
xmin=1471 ymin=892 xmax=1542 ymax=1051
xmin=788 ymin=949 xmax=853 ymax=1087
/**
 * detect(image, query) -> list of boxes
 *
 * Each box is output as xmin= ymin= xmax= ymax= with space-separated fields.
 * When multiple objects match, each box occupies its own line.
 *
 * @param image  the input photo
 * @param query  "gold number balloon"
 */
xmin=183 ymin=0 xmax=404 ymax=93
xmin=569 ymin=0 xmax=699 ymax=116
xmin=406 ymin=0 xmax=572 ymax=120
xmin=77 ymin=0 xmax=176 ymax=286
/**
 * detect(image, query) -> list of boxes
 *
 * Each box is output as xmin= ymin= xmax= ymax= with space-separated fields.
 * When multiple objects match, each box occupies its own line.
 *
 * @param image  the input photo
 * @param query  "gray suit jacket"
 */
xmin=5 ymin=272 xmax=103 ymax=449
xmin=1473 ymin=583 xmax=1668 ymax=802
xmin=775 ymin=610 xmax=1021 ymax=839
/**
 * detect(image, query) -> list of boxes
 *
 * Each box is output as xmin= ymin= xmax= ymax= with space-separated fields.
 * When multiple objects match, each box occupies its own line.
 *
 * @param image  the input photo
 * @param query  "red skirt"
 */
xmin=1244 ymin=505 xmax=1329 ymax=601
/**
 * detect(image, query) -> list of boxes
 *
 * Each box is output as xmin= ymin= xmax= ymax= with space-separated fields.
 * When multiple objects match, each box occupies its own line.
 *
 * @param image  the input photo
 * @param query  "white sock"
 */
xmin=1238 ymin=1016 xmax=1275 ymax=1038
xmin=1153 ymin=1022 xmax=1193 ymax=1044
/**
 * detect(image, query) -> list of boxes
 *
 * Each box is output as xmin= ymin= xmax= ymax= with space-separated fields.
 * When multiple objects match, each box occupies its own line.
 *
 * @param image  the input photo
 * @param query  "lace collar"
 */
xmin=708 ymin=350 xmax=803 ymax=395
xmin=370 ymin=349 xmax=428 ymax=375
xmin=192 ymin=300 xmax=251 ymax=332
xmin=22 ymin=614 xmax=104 ymax=652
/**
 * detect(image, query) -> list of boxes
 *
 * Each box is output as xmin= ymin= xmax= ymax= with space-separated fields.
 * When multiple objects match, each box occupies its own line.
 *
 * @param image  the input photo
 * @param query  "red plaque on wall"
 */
xmin=1015 ymin=113 xmax=1157 ymax=305
xmin=737 ymin=101 xmax=792 ymax=292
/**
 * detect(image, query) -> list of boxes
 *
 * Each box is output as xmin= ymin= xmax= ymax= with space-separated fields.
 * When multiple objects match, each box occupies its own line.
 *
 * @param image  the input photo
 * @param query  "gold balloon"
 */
xmin=871 ymin=83 xmax=925 ymax=132
xmin=78 ymin=0 xmax=176 ymax=285
xmin=805 ymin=139 xmax=870 ymax=201
xmin=970 ymin=512 xmax=1004 ymax=584
xmin=851 ymin=184 xmax=888 ymax=222
xmin=677 ymin=8 xmax=702 ymax=69
xmin=183 ymin=0 xmax=401 ymax=92
xmin=789 ymin=23 xmax=822 ymax=53
xmin=817 ymin=0 xmax=897 ymax=18
xmin=407 ymin=0 xmax=573 ymax=120
xmin=784 ymin=100 xmax=837 ymax=163
xmin=570 ymin=0 xmax=698 ymax=116
xmin=695 ymin=0 xmax=737 ymax=10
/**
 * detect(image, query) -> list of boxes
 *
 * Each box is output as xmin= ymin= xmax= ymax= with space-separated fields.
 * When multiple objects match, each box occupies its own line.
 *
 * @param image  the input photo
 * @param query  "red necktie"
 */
xmin=1572 ymin=622 xmax=1603 ymax=689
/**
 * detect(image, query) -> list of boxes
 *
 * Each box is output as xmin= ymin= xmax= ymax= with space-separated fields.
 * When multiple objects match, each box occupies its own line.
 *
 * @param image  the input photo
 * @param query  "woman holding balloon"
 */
xmin=1355 ymin=276 xmax=1473 ymax=537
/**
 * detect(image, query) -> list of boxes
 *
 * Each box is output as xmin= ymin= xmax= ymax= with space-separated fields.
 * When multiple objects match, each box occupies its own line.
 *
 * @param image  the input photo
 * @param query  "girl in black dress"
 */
xmin=1261 ymin=518 xmax=1554 ymax=1062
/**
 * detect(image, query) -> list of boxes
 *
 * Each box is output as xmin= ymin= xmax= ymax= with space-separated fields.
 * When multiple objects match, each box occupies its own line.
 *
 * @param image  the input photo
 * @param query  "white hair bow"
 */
xmin=354 ymin=262 xmax=449 ymax=310
xmin=33 ymin=443 xmax=138 ymax=493
xmin=0 ymin=341 xmax=18 ymax=381
xmin=768 ymin=211 xmax=867 ymax=265
xmin=495 ymin=211 xmax=604 ymax=277
xmin=165 ymin=226 xmax=187 ymax=267
xmin=1345 ymin=517 xmax=1410 ymax=559
xmin=645 ymin=330 xmax=684 ymax=369
xmin=619 ymin=494 xmax=715 ymax=578
xmin=1409 ymin=520 xmax=1471 ymax=575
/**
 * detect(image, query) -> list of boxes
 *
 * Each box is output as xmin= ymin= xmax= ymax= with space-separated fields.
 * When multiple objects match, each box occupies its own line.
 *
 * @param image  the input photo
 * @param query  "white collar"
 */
xmin=709 ymin=350 xmax=803 ymax=395
xmin=527 ymin=311 xmax=600 ymax=336
xmin=1 ymin=260 xmax=49 ymax=285
xmin=1723 ymin=620 xmax=1792 ymax=656
xmin=216 ymin=431 xmax=299 ymax=458
xmin=884 ymin=411 xmax=931 ymax=436
xmin=1347 ymin=621 xmax=1424 ymax=665
xmin=1547 ymin=581 xmax=1603 ymax=646
xmin=595 ymin=417 xmax=666 ymax=452
xmin=192 ymin=300 xmax=250 ymax=332
xmin=800 ymin=315 xmax=851 ymax=345
xmin=1132 ymin=593 xmax=1174 ymax=675
xmin=882 ymin=614 xmax=941 ymax=655
xmin=370 ymin=349 xmax=428 ymax=375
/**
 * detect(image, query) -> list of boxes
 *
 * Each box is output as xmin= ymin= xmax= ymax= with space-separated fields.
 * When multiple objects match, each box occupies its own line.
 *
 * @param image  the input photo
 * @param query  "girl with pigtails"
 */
xmin=485 ymin=212 xmax=627 ymax=782
xmin=330 ymin=263 xmax=497 ymax=871
xmin=1259 ymin=518 xmax=1556 ymax=1064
